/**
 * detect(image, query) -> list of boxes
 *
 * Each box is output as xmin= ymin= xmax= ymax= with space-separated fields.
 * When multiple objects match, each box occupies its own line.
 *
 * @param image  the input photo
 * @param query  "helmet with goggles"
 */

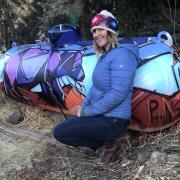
xmin=91 ymin=10 xmax=118 ymax=35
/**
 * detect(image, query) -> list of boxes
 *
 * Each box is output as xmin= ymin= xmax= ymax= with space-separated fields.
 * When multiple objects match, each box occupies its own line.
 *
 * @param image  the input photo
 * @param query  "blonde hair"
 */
xmin=93 ymin=31 xmax=119 ymax=56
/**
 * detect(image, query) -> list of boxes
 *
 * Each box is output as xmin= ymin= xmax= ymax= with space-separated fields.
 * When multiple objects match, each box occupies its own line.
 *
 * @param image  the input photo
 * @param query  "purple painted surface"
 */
xmin=76 ymin=52 xmax=81 ymax=61
xmin=73 ymin=52 xmax=82 ymax=68
xmin=23 ymin=48 xmax=43 ymax=59
xmin=20 ymin=53 xmax=48 ymax=80
xmin=6 ymin=54 xmax=20 ymax=86
xmin=78 ymin=70 xmax=84 ymax=79
xmin=47 ymin=51 xmax=62 ymax=72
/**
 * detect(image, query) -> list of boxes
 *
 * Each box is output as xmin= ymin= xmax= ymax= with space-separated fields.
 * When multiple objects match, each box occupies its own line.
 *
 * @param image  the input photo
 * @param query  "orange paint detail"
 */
xmin=129 ymin=90 xmax=180 ymax=132
xmin=63 ymin=87 xmax=84 ymax=109
xmin=37 ymin=104 xmax=61 ymax=112
xmin=18 ymin=87 xmax=44 ymax=105
xmin=0 ymin=83 xmax=3 ymax=92
xmin=9 ymin=89 xmax=19 ymax=100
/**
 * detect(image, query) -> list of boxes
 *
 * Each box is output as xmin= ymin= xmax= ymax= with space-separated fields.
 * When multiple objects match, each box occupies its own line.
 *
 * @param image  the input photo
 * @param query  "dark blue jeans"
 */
xmin=53 ymin=116 xmax=129 ymax=150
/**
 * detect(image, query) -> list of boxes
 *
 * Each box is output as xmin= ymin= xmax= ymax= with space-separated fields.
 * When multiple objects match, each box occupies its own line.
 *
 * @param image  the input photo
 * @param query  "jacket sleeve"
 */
xmin=81 ymin=49 xmax=137 ymax=116
xmin=81 ymin=86 xmax=94 ymax=108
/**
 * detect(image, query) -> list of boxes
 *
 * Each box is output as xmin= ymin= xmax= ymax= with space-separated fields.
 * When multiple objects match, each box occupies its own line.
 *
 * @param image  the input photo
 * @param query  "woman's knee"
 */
xmin=53 ymin=123 xmax=64 ymax=141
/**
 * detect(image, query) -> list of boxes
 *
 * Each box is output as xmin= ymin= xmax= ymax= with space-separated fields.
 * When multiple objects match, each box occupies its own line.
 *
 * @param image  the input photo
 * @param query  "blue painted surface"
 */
xmin=0 ymin=31 xmax=177 ymax=97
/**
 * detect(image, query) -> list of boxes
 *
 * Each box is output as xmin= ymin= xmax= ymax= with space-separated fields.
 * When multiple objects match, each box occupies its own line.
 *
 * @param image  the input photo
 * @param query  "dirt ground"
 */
xmin=0 ymin=94 xmax=179 ymax=180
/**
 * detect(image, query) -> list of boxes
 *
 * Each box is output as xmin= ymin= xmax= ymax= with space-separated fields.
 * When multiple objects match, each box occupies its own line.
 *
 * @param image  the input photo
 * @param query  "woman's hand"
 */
xmin=76 ymin=107 xmax=82 ymax=117
xmin=61 ymin=106 xmax=83 ymax=117
xmin=70 ymin=106 xmax=81 ymax=116
xmin=62 ymin=106 xmax=81 ymax=116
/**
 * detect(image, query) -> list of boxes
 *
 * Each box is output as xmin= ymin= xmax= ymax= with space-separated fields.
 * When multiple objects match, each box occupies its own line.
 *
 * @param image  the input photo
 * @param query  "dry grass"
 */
xmin=0 ymin=93 xmax=179 ymax=179
xmin=16 ymin=105 xmax=63 ymax=134
xmin=0 ymin=94 xmax=65 ymax=134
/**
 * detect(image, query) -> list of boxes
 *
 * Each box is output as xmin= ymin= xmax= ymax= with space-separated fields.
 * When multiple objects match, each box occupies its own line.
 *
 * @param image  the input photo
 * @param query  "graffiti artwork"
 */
xmin=0 ymin=24 xmax=180 ymax=132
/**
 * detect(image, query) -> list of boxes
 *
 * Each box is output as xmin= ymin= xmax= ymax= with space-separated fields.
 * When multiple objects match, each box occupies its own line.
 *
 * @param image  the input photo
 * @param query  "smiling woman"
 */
xmin=53 ymin=10 xmax=139 ymax=163
xmin=93 ymin=29 xmax=108 ymax=48
xmin=91 ymin=10 xmax=119 ymax=54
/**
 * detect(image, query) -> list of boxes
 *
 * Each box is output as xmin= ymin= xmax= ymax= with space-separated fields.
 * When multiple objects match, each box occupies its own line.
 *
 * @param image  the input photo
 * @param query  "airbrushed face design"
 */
xmin=47 ymin=51 xmax=85 ymax=101
xmin=3 ymin=48 xmax=86 ymax=105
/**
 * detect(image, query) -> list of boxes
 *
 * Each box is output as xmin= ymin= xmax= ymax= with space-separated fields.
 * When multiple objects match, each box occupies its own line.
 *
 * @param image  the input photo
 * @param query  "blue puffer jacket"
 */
xmin=81 ymin=44 xmax=139 ymax=120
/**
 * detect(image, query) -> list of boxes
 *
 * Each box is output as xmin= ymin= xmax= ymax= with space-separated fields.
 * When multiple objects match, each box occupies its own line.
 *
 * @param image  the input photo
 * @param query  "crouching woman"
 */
xmin=53 ymin=10 xmax=139 ymax=163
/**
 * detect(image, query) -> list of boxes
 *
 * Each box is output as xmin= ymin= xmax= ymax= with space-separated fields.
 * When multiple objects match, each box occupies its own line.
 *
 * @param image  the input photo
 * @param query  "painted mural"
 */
xmin=0 ymin=25 xmax=180 ymax=132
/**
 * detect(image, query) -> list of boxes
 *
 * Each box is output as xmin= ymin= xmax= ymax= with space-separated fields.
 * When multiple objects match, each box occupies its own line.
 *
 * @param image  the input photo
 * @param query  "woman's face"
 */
xmin=93 ymin=29 xmax=108 ymax=48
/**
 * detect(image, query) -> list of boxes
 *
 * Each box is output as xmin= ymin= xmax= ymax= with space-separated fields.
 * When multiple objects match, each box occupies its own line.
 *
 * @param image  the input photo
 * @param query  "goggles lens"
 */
xmin=91 ymin=15 xmax=104 ymax=27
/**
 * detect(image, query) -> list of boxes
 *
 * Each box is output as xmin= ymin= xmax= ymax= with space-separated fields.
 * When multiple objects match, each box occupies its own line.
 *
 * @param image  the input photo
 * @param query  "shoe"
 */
xmin=94 ymin=140 xmax=120 ymax=164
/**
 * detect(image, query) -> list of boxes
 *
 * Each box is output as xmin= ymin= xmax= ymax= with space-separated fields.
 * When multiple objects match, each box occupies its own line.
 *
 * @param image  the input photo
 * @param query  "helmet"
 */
xmin=91 ymin=10 xmax=118 ymax=35
xmin=48 ymin=24 xmax=82 ymax=48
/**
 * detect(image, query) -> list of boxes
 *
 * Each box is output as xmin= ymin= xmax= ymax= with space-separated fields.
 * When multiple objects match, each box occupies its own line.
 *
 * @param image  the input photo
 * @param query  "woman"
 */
xmin=53 ymin=10 xmax=138 ymax=163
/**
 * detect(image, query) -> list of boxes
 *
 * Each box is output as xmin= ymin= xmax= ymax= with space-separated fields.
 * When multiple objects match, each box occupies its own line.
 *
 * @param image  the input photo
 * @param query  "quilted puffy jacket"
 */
xmin=81 ymin=44 xmax=139 ymax=120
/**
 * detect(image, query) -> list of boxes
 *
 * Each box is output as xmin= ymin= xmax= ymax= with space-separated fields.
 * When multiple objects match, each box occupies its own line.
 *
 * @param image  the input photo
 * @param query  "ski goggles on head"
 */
xmin=91 ymin=14 xmax=118 ymax=33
